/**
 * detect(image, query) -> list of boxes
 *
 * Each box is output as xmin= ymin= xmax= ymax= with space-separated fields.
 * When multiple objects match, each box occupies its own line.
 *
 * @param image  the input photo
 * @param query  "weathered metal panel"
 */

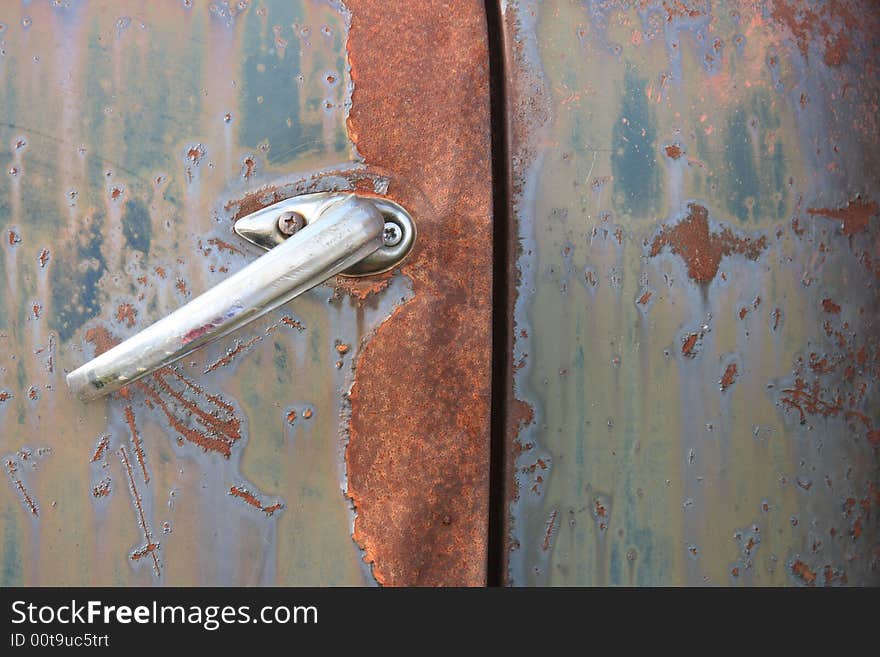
xmin=503 ymin=0 xmax=880 ymax=585
xmin=0 ymin=0 xmax=493 ymax=586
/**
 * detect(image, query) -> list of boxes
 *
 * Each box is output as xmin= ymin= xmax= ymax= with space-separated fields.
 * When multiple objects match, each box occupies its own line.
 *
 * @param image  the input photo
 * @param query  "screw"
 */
xmin=277 ymin=211 xmax=306 ymax=236
xmin=383 ymin=221 xmax=402 ymax=247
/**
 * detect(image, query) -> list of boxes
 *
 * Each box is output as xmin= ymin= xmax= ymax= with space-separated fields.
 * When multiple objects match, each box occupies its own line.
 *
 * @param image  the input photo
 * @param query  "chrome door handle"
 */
xmin=66 ymin=192 xmax=415 ymax=402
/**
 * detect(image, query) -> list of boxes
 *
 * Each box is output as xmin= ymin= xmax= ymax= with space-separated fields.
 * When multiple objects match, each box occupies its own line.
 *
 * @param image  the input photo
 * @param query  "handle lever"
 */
xmin=66 ymin=193 xmax=415 ymax=402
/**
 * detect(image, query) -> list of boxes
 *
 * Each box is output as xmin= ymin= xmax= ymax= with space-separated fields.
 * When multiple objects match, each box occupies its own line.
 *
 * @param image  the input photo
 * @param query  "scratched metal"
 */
xmin=0 ymin=0 xmax=409 ymax=585
xmin=504 ymin=0 xmax=879 ymax=585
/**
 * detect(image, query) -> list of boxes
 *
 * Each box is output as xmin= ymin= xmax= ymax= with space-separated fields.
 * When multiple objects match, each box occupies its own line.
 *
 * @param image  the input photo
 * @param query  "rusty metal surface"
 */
xmin=503 ymin=0 xmax=880 ymax=585
xmin=344 ymin=0 xmax=493 ymax=586
xmin=0 ymin=0 xmax=454 ymax=586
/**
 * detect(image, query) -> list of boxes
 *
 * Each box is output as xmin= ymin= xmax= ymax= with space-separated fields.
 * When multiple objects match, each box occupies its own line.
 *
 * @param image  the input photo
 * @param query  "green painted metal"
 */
xmin=503 ymin=0 xmax=879 ymax=586
xmin=0 ymin=0 xmax=404 ymax=585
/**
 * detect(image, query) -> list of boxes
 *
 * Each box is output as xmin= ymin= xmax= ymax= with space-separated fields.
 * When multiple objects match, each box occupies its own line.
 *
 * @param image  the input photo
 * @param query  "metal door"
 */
xmin=0 ymin=0 xmax=492 ymax=586
xmin=501 ymin=0 xmax=880 ymax=585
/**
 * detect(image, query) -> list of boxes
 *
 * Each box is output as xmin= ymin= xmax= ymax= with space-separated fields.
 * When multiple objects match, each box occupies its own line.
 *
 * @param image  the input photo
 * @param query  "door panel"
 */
xmin=502 ymin=0 xmax=879 ymax=585
xmin=0 ymin=0 xmax=492 ymax=586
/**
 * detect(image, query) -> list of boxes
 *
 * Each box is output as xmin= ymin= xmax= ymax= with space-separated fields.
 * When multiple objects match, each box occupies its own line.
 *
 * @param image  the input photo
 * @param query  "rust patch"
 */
xmin=720 ymin=363 xmax=738 ymax=391
xmin=344 ymin=0 xmax=492 ymax=586
xmin=822 ymin=298 xmax=842 ymax=314
xmin=115 ymin=303 xmax=137 ymax=328
xmin=768 ymin=0 xmax=860 ymax=67
xmin=664 ymin=144 xmax=683 ymax=159
xmin=637 ymin=290 xmax=653 ymax=305
xmin=791 ymin=559 xmax=817 ymax=586
xmin=242 ymin=156 xmax=256 ymax=179
xmin=332 ymin=273 xmax=394 ymax=302
xmin=650 ymin=203 xmax=767 ymax=284
xmin=657 ymin=0 xmax=705 ymax=22
xmin=92 ymin=479 xmax=111 ymax=498
xmin=38 ymin=248 xmax=50 ymax=267
xmin=823 ymin=33 xmax=850 ymax=67
xmin=186 ymin=144 xmax=205 ymax=163
xmin=682 ymin=332 xmax=700 ymax=358
xmin=779 ymin=312 xmax=878 ymax=446
xmin=507 ymin=400 xmax=535 ymax=507
xmin=807 ymin=196 xmax=879 ymax=237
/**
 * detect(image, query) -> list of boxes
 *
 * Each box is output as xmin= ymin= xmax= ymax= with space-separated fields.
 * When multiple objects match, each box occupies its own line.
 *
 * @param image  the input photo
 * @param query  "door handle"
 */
xmin=66 ymin=192 xmax=415 ymax=402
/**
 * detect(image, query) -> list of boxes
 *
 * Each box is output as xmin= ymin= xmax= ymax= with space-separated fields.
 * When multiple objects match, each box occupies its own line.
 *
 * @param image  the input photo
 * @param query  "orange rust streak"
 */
xmin=5 ymin=459 xmax=38 ymax=516
xmin=229 ymin=486 xmax=283 ymax=516
xmin=278 ymin=316 xmax=305 ymax=331
xmin=204 ymin=335 xmax=262 ymax=373
xmin=152 ymin=370 xmax=240 ymax=440
xmin=542 ymin=509 xmax=558 ymax=551
xmin=124 ymin=405 xmax=149 ymax=484
xmin=118 ymin=446 xmax=160 ymax=576
xmin=165 ymin=368 xmax=237 ymax=416
xmin=90 ymin=434 xmax=110 ymax=462
xmin=136 ymin=376 xmax=238 ymax=458
xmin=637 ymin=290 xmax=652 ymax=305
xmin=772 ymin=308 xmax=782 ymax=331
xmin=207 ymin=238 xmax=244 ymax=255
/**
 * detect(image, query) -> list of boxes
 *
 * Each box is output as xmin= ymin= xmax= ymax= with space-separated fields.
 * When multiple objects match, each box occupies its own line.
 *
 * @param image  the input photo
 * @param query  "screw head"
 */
xmin=277 ymin=211 xmax=306 ymax=236
xmin=383 ymin=221 xmax=402 ymax=247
